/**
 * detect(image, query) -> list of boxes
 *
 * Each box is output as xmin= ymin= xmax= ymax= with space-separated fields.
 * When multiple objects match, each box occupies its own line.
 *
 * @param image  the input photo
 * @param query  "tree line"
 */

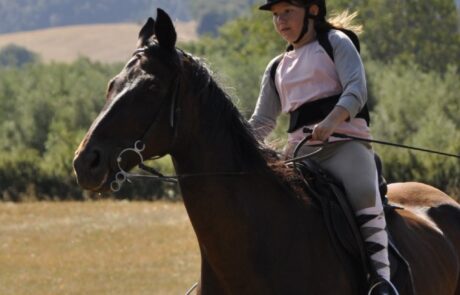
xmin=0 ymin=58 xmax=176 ymax=201
xmin=0 ymin=0 xmax=459 ymax=201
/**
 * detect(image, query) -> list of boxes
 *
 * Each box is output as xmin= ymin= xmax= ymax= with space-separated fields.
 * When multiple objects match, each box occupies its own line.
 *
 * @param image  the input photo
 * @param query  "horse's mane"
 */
xmin=181 ymin=51 xmax=309 ymax=200
xmin=182 ymin=52 xmax=273 ymax=165
xmin=144 ymin=43 xmax=275 ymax=171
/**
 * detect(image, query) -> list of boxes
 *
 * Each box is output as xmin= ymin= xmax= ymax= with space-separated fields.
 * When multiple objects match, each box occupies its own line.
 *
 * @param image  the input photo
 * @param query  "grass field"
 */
xmin=0 ymin=201 xmax=200 ymax=295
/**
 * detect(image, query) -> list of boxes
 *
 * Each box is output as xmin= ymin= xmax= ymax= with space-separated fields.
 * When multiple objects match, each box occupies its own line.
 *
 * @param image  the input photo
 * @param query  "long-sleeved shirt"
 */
xmin=249 ymin=29 xmax=371 ymax=153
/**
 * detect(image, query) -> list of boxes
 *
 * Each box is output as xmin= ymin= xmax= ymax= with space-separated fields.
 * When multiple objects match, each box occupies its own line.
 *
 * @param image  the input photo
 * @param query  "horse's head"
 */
xmin=73 ymin=9 xmax=184 ymax=192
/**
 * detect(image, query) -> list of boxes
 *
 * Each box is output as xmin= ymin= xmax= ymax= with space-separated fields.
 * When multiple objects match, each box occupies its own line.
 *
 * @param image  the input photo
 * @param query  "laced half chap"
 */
xmin=296 ymin=140 xmax=390 ymax=280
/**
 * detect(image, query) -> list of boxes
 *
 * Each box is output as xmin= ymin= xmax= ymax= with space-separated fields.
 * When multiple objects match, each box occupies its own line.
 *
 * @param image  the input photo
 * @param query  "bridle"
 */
xmin=109 ymin=46 xmax=250 ymax=192
xmin=110 ymin=46 xmax=183 ymax=192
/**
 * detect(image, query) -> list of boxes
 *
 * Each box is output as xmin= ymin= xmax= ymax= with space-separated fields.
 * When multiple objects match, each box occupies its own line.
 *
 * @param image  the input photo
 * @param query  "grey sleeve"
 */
xmin=329 ymin=31 xmax=368 ymax=119
xmin=249 ymin=57 xmax=282 ymax=142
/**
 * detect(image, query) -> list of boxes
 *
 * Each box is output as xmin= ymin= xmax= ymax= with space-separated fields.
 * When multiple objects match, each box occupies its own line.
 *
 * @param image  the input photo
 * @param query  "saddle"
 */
xmin=294 ymin=158 xmax=416 ymax=295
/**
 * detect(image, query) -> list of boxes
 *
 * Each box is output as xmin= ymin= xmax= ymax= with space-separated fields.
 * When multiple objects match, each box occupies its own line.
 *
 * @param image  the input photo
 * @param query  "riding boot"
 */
xmin=355 ymin=207 xmax=399 ymax=295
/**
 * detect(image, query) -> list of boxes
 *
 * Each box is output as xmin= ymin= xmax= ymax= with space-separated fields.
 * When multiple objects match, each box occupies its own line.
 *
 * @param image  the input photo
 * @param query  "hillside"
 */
xmin=0 ymin=0 xmax=192 ymax=34
xmin=0 ymin=0 xmax=254 ymax=37
xmin=0 ymin=22 xmax=198 ymax=63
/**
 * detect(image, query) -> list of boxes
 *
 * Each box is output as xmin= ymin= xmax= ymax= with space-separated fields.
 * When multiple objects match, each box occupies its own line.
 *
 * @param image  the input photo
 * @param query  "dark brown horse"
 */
xmin=73 ymin=9 xmax=460 ymax=295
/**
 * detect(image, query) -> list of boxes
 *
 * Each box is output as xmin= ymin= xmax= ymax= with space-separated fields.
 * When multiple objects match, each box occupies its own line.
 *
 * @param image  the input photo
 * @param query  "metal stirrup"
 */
xmin=185 ymin=282 xmax=198 ymax=295
xmin=368 ymin=278 xmax=399 ymax=295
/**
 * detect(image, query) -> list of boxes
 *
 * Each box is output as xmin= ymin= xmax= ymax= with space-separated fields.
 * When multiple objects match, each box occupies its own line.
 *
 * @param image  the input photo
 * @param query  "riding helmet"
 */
xmin=259 ymin=0 xmax=327 ymax=19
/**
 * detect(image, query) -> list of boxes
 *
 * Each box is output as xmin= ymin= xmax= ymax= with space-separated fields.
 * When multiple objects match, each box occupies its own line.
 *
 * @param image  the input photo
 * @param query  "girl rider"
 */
xmin=250 ymin=0 xmax=398 ymax=294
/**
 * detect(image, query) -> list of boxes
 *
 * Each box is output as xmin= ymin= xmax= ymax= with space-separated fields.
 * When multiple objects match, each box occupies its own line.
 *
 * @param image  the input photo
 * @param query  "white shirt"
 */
xmin=275 ymin=40 xmax=342 ymax=113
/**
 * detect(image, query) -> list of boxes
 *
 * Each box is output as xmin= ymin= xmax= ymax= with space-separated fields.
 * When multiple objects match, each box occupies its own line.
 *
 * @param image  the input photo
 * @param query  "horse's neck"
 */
xmin=172 ymin=140 xmax=266 ymax=224
xmin=172 ymin=141 xmax=339 ymax=292
xmin=165 ymin=72 xmax=354 ymax=294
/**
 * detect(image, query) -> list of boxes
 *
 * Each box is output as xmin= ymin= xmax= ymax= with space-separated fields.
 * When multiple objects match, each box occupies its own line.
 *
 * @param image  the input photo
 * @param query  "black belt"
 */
xmin=287 ymin=94 xmax=370 ymax=133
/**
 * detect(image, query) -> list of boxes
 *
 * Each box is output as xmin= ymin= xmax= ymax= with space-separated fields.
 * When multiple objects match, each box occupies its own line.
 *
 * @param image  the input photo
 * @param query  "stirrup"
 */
xmin=368 ymin=277 xmax=399 ymax=295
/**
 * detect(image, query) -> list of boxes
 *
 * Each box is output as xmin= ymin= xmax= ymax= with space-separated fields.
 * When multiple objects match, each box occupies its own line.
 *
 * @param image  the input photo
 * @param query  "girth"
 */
xmin=287 ymin=94 xmax=370 ymax=133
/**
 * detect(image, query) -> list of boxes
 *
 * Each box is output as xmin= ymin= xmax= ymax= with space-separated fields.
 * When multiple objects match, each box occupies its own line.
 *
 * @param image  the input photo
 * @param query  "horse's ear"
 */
xmin=155 ymin=8 xmax=177 ymax=50
xmin=137 ymin=17 xmax=155 ymax=48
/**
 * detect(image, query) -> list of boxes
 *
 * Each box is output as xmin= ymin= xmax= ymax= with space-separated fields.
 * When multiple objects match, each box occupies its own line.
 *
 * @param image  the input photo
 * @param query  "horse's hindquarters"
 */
xmin=387 ymin=182 xmax=460 ymax=295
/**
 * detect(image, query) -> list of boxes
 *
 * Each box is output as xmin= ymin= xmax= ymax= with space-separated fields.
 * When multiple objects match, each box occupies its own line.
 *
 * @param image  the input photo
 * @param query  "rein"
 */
xmin=286 ymin=128 xmax=459 ymax=165
xmin=110 ymin=140 xmax=250 ymax=192
xmin=302 ymin=128 xmax=460 ymax=159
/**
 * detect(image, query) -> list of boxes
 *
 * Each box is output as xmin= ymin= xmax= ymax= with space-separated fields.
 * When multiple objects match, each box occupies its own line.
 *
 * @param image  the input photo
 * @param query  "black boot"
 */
xmin=368 ymin=277 xmax=399 ymax=295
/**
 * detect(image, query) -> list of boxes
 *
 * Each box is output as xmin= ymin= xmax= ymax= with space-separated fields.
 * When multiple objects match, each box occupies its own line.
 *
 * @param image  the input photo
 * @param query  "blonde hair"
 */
xmin=327 ymin=10 xmax=363 ymax=34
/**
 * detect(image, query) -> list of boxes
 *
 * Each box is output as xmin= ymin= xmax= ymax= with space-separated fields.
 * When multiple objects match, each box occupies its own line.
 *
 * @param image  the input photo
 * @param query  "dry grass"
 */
xmin=0 ymin=201 xmax=200 ymax=295
xmin=0 ymin=22 xmax=197 ymax=63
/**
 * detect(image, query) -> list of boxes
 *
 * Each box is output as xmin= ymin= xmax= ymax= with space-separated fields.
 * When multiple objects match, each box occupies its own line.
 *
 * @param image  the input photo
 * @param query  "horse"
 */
xmin=73 ymin=9 xmax=460 ymax=295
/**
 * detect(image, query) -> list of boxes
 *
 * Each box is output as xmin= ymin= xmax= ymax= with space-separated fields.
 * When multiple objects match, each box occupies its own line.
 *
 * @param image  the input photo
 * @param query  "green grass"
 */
xmin=0 ymin=201 xmax=200 ymax=295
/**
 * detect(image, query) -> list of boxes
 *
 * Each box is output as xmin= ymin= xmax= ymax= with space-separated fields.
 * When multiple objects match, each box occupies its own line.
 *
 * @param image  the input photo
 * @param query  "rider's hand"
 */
xmin=311 ymin=106 xmax=350 ymax=142
xmin=311 ymin=120 xmax=336 ymax=142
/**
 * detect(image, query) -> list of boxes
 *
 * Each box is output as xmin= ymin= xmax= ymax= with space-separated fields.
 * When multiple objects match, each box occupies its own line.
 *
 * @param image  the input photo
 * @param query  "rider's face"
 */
xmin=271 ymin=2 xmax=306 ymax=44
xmin=271 ymin=2 xmax=318 ymax=48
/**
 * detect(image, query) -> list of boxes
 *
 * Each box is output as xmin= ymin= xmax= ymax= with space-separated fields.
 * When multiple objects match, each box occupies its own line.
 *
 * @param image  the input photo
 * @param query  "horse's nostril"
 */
xmin=89 ymin=149 xmax=101 ymax=169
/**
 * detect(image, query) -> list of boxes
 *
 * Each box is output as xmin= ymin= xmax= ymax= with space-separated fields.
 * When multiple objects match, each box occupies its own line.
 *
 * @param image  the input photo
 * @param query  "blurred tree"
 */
xmin=0 ymin=58 xmax=177 ymax=201
xmin=0 ymin=44 xmax=39 ymax=68
xmin=197 ymin=11 xmax=228 ymax=35
xmin=369 ymin=60 xmax=459 ymax=195
xmin=333 ymin=0 xmax=460 ymax=73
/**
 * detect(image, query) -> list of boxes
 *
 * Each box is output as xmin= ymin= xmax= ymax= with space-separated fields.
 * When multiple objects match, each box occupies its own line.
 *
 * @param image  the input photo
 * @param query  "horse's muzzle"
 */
xmin=73 ymin=145 xmax=111 ymax=191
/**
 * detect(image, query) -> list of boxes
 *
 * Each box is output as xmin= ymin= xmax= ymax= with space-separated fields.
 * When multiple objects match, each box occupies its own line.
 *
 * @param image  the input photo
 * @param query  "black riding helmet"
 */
xmin=259 ymin=0 xmax=326 ymax=43
xmin=259 ymin=0 xmax=326 ymax=19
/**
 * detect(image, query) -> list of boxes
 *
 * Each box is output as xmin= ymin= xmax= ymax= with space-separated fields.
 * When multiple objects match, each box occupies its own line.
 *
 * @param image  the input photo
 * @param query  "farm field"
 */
xmin=0 ymin=21 xmax=197 ymax=63
xmin=0 ymin=201 xmax=200 ymax=295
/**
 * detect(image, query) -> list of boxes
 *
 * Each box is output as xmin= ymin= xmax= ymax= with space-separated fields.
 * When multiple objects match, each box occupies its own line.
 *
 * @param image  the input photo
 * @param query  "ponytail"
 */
xmin=315 ymin=10 xmax=363 ymax=35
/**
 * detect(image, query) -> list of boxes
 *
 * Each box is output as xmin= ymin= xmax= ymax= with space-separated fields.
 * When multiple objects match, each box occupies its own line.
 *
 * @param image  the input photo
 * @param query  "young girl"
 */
xmin=250 ymin=0 xmax=398 ymax=294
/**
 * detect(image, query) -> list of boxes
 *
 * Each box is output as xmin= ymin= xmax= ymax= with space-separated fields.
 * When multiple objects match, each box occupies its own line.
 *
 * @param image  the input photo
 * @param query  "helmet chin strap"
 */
xmin=293 ymin=5 xmax=316 ymax=45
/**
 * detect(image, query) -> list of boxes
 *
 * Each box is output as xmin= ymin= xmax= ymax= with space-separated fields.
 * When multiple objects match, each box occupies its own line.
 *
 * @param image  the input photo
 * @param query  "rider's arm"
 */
xmin=249 ymin=57 xmax=282 ymax=142
xmin=330 ymin=30 xmax=368 ymax=119
xmin=312 ymin=30 xmax=368 ymax=141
